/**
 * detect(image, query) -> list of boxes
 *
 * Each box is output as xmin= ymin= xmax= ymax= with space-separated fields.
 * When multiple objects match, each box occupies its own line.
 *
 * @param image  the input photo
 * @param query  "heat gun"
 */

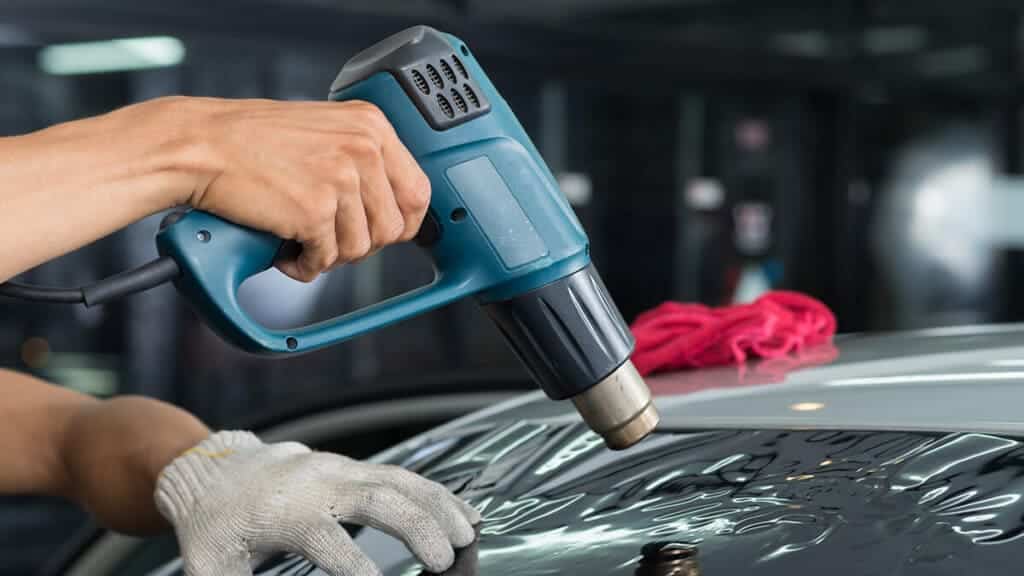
xmin=0 ymin=26 xmax=658 ymax=449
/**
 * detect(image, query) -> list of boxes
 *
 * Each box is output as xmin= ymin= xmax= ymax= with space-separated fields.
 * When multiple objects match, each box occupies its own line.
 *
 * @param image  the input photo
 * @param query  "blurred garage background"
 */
xmin=1 ymin=0 xmax=1023 ymax=573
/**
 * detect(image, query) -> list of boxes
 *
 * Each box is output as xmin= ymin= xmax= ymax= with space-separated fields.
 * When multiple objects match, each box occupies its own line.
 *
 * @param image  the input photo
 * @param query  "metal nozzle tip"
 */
xmin=571 ymin=360 xmax=659 ymax=450
xmin=603 ymin=401 xmax=660 ymax=450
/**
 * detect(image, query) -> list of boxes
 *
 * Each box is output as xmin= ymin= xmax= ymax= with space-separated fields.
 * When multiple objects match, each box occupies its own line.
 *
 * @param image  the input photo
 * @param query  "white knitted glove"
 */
xmin=155 ymin=431 xmax=479 ymax=576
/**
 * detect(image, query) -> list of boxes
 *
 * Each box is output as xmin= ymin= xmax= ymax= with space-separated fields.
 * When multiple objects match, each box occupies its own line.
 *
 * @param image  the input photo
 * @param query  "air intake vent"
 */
xmin=451 ymin=54 xmax=468 ymax=79
xmin=439 ymin=59 xmax=457 ymax=84
xmin=436 ymin=93 xmax=454 ymax=118
xmin=347 ymin=34 xmax=490 ymax=130
xmin=450 ymin=88 xmax=468 ymax=113
xmin=410 ymin=69 xmax=430 ymax=94
xmin=463 ymin=84 xmax=480 ymax=108
xmin=425 ymin=64 xmax=443 ymax=89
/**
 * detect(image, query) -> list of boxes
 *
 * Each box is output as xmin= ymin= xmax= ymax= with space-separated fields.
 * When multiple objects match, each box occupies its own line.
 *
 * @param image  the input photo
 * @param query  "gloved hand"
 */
xmin=155 ymin=431 xmax=479 ymax=576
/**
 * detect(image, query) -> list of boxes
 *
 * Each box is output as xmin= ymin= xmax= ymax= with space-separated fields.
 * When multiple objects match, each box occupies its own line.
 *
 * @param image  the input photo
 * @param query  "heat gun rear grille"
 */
xmin=450 ymin=88 xmax=468 ymax=113
xmin=463 ymin=84 xmax=481 ymax=109
xmin=439 ymin=59 xmax=457 ymax=84
xmin=425 ymin=64 xmax=443 ymax=89
xmin=410 ymin=69 xmax=430 ymax=94
xmin=332 ymin=28 xmax=491 ymax=130
xmin=436 ymin=93 xmax=455 ymax=118
xmin=451 ymin=54 xmax=468 ymax=79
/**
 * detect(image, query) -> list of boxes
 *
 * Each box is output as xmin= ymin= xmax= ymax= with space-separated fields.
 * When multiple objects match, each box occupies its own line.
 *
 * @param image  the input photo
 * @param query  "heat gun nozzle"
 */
xmin=571 ymin=360 xmax=659 ymax=450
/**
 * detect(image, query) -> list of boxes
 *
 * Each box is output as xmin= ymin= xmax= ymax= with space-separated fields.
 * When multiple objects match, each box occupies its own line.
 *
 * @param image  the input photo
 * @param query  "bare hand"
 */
xmin=164 ymin=97 xmax=430 ymax=282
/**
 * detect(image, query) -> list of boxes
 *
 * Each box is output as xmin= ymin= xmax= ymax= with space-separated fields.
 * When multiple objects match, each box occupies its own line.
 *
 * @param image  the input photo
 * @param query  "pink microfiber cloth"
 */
xmin=630 ymin=291 xmax=837 ymax=376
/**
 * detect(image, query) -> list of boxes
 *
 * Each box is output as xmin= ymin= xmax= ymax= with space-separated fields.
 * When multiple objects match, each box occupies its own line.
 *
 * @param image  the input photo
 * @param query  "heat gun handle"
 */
xmin=155 ymin=210 xmax=472 ymax=354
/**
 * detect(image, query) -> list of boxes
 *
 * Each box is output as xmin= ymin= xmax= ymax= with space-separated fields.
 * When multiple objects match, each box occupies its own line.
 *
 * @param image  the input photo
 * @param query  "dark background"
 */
xmin=1 ymin=0 xmax=1023 ymax=573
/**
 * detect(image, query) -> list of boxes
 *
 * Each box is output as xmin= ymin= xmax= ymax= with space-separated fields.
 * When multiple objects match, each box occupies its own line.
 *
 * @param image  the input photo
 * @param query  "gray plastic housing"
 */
xmin=330 ymin=25 xmax=491 ymax=130
xmin=484 ymin=264 xmax=636 ymax=400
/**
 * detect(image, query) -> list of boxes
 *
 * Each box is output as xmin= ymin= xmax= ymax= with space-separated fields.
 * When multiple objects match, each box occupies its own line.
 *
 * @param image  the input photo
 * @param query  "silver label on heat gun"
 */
xmin=446 ymin=156 xmax=548 ymax=269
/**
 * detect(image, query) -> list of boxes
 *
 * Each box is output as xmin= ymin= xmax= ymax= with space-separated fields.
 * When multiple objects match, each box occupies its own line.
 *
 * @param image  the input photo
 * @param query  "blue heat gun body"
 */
xmin=156 ymin=30 xmax=589 ymax=357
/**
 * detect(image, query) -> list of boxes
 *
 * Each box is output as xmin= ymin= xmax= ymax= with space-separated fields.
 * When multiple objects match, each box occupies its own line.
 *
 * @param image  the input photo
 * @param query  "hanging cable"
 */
xmin=0 ymin=256 xmax=181 ymax=307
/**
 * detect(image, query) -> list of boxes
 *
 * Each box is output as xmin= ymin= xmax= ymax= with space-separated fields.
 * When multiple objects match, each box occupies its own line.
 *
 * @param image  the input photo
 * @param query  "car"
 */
xmin=67 ymin=324 xmax=1024 ymax=575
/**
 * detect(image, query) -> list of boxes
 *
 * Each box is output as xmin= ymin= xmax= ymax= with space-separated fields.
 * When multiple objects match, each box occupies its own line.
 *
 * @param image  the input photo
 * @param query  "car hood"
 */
xmin=250 ymin=422 xmax=1024 ymax=575
xmin=425 ymin=323 xmax=1024 ymax=437
xmin=156 ymin=325 xmax=1024 ymax=575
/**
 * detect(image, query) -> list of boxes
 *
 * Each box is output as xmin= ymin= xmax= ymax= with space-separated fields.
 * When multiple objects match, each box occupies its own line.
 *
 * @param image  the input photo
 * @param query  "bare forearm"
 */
xmin=0 ymin=96 xmax=433 ymax=285
xmin=0 ymin=370 xmax=210 ymax=534
xmin=0 ymin=370 xmax=92 ymax=496
xmin=61 ymin=395 xmax=210 ymax=534
xmin=0 ymin=97 xmax=211 ymax=281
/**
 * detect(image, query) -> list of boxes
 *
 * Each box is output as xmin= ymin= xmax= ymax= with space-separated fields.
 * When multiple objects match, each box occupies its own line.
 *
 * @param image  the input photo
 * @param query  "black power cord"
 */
xmin=0 ymin=256 xmax=181 ymax=307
